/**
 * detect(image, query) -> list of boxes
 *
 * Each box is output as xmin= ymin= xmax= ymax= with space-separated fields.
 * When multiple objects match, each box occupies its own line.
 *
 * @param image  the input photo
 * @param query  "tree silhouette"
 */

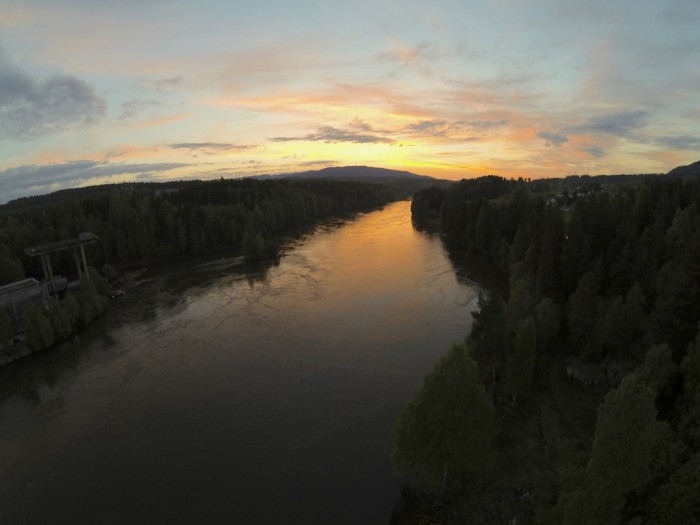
xmin=392 ymin=342 xmax=496 ymax=491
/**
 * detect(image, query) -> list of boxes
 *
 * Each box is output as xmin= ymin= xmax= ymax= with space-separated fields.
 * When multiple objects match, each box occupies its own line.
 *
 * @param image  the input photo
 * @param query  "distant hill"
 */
xmin=267 ymin=165 xmax=454 ymax=197
xmin=1 ymin=166 xmax=452 ymax=211
xmin=275 ymin=165 xmax=440 ymax=182
xmin=667 ymin=160 xmax=700 ymax=178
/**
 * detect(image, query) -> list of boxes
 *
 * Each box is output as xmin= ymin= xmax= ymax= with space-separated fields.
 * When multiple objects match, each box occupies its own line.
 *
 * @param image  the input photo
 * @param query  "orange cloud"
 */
xmin=129 ymin=113 xmax=189 ymax=130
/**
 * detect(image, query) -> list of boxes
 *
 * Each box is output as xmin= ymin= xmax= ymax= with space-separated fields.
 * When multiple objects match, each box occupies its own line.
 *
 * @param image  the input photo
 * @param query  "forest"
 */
xmin=394 ymin=173 xmax=700 ymax=524
xmin=0 ymin=177 xmax=397 ymax=354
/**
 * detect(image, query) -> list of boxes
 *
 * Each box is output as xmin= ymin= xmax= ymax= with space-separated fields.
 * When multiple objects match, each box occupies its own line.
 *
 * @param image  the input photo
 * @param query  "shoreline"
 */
xmin=0 ymin=202 xmax=394 ymax=371
xmin=0 ymin=255 xmax=249 ymax=369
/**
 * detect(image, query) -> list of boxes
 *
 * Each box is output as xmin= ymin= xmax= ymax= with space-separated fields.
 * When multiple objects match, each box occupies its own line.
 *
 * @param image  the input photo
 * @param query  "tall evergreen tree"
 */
xmin=645 ymin=452 xmax=700 ymax=524
xmin=471 ymin=292 xmax=508 ymax=397
xmin=679 ymin=328 xmax=700 ymax=448
xmin=0 ymin=305 xmax=13 ymax=353
xmin=585 ymin=375 xmax=665 ymax=524
xmin=0 ymin=249 xmax=25 ymax=286
xmin=567 ymin=271 xmax=601 ymax=357
xmin=535 ymin=297 xmax=560 ymax=353
xmin=505 ymin=316 xmax=537 ymax=404
xmin=21 ymin=305 xmax=54 ymax=351
xmin=392 ymin=342 xmax=496 ymax=491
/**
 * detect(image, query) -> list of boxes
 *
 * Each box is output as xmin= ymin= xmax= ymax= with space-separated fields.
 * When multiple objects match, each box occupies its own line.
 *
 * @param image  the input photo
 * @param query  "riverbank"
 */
xmin=0 ymin=199 xmax=480 ymax=524
xmin=0 ymin=256 xmax=248 ymax=369
xmin=0 ymin=203 xmax=389 ymax=370
xmin=0 ymin=338 xmax=32 ymax=367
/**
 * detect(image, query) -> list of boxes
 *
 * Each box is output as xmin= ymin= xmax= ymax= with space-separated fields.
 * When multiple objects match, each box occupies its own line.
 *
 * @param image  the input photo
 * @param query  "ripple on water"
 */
xmin=0 ymin=200 xmax=481 ymax=525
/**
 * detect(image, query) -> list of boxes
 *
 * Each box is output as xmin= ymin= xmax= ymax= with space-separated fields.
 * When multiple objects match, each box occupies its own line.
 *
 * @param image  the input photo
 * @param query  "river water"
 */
xmin=0 ymin=200 xmax=480 ymax=524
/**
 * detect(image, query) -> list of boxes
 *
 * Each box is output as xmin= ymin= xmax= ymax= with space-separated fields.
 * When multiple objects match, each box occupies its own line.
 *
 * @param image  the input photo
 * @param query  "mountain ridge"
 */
xmin=263 ymin=165 xmax=455 ymax=196
xmin=266 ymin=165 xmax=450 ymax=183
xmin=667 ymin=160 xmax=700 ymax=178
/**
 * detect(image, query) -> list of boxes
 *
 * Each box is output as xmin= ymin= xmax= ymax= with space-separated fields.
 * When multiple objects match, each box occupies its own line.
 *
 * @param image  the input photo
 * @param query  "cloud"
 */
xmin=151 ymin=76 xmax=183 ymax=92
xmin=404 ymin=119 xmax=463 ymax=139
xmin=581 ymin=144 xmax=604 ymax=157
xmin=169 ymin=142 xmax=256 ymax=153
xmin=348 ymin=117 xmax=373 ymax=132
xmin=119 ymin=98 xmax=160 ymax=119
xmin=469 ymin=120 xmax=510 ymax=131
xmin=271 ymin=125 xmax=393 ymax=144
xmin=571 ymin=110 xmax=648 ymax=137
xmin=538 ymin=130 xmax=568 ymax=147
xmin=404 ymin=119 xmax=451 ymax=135
xmin=378 ymin=42 xmax=438 ymax=78
xmin=403 ymin=119 xmax=508 ymax=140
xmin=0 ymin=160 xmax=187 ymax=203
xmin=377 ymin=41 xmax=477 ymax=82
xmin=655 ymin=135 xmax=700 ymax=150
xmin=118 ymin=76 xmax=184 ymax=118
xmin=297 ymin=159 xmax=338 ymax=168
xmin=0 ymin=50 xmax=106 ymax=139
xmin=213 ymin=37 xmax=334 ymax=92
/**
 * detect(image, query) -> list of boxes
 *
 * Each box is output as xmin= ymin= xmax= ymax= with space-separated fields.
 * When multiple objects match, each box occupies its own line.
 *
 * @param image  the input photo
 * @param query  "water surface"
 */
xmin=0 ymin=200 xmax=480 ymax=524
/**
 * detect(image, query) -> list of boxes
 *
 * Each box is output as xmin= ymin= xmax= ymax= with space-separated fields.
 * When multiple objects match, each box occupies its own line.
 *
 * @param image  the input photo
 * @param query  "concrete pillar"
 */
xmin=46 ymin=254 xmax=56 ymax=294
xmin=40 ymin=282 xmax=49 ymax=306
xmin=73 ymin=247 xmax=83 ymax=278
xmin=40 ymin=253 xmax=49 ymax=282
xmin=80 ymin=244 xmax=89 ymax=276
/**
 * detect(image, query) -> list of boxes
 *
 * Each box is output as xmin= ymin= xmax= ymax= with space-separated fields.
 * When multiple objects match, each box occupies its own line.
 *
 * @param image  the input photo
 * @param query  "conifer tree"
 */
xmin=0 ymin=305 xmax=13 ymax=354
xmin=392 ymin=342 xmax=496 ymax=491
xmin=21 ymin=305 xmax=54 ymax=351
xmin=505 ymin=316 xmax=537 ymax=404
xmin=585 ymin=375 xmax=664 ymax=524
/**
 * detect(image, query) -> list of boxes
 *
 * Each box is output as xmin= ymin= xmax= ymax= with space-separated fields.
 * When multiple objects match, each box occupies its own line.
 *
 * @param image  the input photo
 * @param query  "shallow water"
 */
xmin=0 ymin=200 xmax=480 ymax=524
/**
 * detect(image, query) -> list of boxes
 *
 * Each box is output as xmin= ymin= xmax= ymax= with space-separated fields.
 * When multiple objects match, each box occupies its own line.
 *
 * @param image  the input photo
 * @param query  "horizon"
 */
xmin=1 ymin=1 xmax=699 ymax=202
xmin=0 ymin=162 xmax=687 ymax=206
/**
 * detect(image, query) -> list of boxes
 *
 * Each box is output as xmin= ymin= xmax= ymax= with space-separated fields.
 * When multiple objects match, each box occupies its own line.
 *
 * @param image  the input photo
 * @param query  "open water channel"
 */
xmin=0 ymin=200 xmax=481 ymax=524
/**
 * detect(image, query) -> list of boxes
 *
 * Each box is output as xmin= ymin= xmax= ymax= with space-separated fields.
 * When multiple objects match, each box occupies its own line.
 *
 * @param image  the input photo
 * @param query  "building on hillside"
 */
xmin=25 ymin=232 xmax=97 ymax=293
xmin=0 ymin=278 xmax=50 ymax=324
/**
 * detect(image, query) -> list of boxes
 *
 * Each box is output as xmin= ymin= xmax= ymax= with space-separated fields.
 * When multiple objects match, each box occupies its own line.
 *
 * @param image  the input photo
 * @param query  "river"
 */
xmin=0 ymin=200 xmax=481 ymax=524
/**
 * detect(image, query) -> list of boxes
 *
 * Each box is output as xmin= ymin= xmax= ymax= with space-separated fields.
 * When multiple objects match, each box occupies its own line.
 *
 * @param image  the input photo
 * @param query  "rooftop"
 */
xmin=0 ymin=278 xmax=42 ymax=295
xmin=25 ymin=232 xmax=98 ymax=256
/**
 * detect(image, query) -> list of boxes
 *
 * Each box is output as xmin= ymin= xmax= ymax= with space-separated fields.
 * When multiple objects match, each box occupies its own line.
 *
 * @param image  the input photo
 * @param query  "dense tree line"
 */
xmin=0 ymin=178 xmax=396 ymax=285
xmin=0 ymin=268 xmax=112 ymax=355
xmin=395 ymin=174 xmax=700 ymax=523
xmin=0 ymin=178 xmax=397 ymax=354
xmin=30 ymin=270 xmax=108 ymax=351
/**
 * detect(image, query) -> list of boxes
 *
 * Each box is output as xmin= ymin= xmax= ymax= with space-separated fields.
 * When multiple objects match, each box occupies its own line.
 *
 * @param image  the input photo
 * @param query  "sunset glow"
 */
xmin=1 ymin=0 xmax=699 ymax=201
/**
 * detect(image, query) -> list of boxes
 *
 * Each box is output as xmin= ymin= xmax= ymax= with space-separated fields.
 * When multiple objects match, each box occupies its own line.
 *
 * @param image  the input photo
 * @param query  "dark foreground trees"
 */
xmin=1 ymin=178 xmax=398 ymax=354
xmin=555 ymin=375 xmax=665 ymax=525
xmin=0 ymin=306 xmax=12 ymax=354
xmin=393 ymin=342 xmax=496 ymax=492
xmin=0 ymin=178 xmax=397 ymax=284
xmin=18 ymin=268 xmax=111 ymax=352
xmin=399 ymin=172 xmax=700 ymax=523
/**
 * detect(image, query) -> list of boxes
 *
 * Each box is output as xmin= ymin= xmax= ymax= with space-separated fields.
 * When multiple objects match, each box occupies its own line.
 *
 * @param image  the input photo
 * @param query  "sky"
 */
xmin=1 ymin=0 xmax=699 ymax=202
